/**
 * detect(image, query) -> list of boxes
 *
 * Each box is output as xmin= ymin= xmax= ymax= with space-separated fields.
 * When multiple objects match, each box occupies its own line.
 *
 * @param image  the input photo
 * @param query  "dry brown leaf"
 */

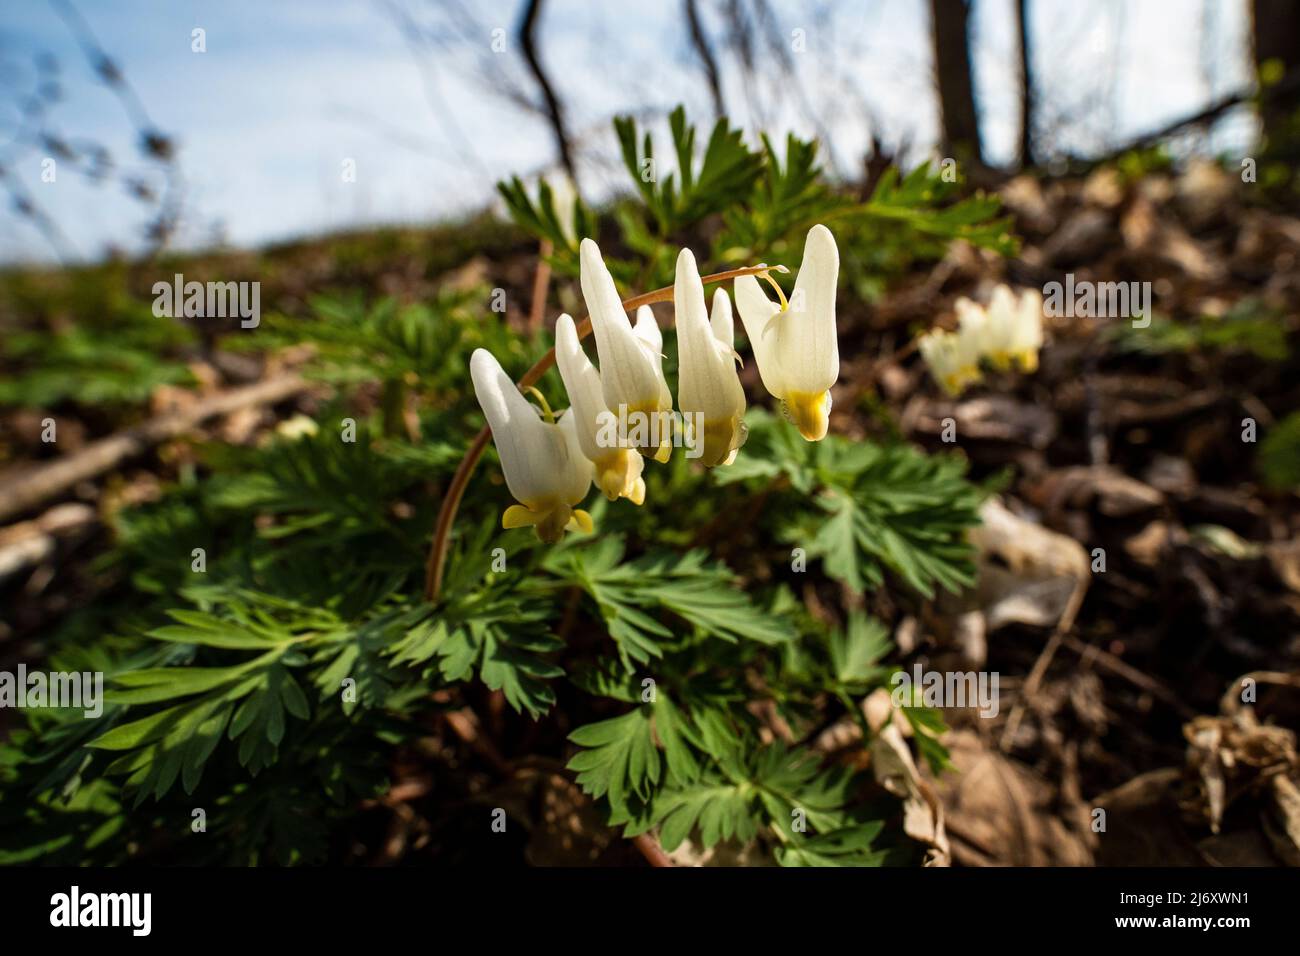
xmin=968 ymin=497 xmax=1090 ymax=631
xmin=1264 ymin=774 xmax=1300 ymax=866
xmin=1039 ymin=465 xmax=1165 ymax=518
xmin=1092 ymin=769 xmax=1204 ymax=866
xmin=872 ymin=721 xmax=950 ymax=866
xmin=930 ymin=730 xmax=1094 ymax=866
xmin=1182 ymin=709 xmax=1297 ymax=834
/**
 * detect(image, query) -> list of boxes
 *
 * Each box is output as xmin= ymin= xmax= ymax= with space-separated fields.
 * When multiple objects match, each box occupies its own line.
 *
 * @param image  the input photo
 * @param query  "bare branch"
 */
xmin=684 ymin=0 xmax=725 ymax=119
xmin=517 ymin=0 xmax=576 ymax=179
xmin=1016 ymin=0 xmax=1035 ymax=166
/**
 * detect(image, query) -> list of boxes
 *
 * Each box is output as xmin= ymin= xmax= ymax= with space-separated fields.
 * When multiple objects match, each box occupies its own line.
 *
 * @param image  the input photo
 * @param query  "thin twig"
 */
xmin=684 ymin=0 xmax=725 ymax=119
xmin=998 ymin=578 xmax=1088 ymax=752
xmin=518 ymin=0 xmax=576 ymax=179
xmin=1061 ymin=634 xmax=1196 ymax=720
xmin=0 ymin=502 xmax=97 ymax=582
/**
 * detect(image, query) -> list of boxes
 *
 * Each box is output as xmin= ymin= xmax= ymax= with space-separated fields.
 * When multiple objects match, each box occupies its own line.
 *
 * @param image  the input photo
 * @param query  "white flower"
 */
xmin=919 ymin=285 xmax=1044 ymax=395
xmin=674 ymin=247 xmax=747 ymax=467
xmin=274 ymin=414 xmax=319 ymax=441
xmin=982 ymin=285 xmax=1043 ymax=372
xmin=960 ymin=286 xmax=1046 ymax=372
xmin=954 ymin=295 xmax=990 ymax=355
xmin=469 ymin=348 xmax=593 ymax=542
xmin=579 ymin=238 xmax=674 ymax=459
xmin=734 ymin=224 xmax=840 ymax=441
xmin=918 ymin=328 xmax=982 ymax=396
xmin=554 ymin=312 xmax=646 ymax=503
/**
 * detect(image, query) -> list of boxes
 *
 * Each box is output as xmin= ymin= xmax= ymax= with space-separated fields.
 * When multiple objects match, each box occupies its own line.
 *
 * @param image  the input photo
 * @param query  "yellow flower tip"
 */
xmin=988 ymin=352 xmax=1013 ymax=372
xmin=567 ymin=509 xmax=594 ymax=534
xmin=594 ymin=450 xmax=640 ymax=502
xmin=628 ymin=477 xmax=646 ymax=506
xmin=622 ymin=401 xmax=673 ymax=458
xmin=695 ymin=416 xmax=745 ymax=468
xmin=502 ymin=503 xmax=540 ymax=530
xmin=1015 ymin=349 xmax=1039 ymax=373
xmin=502 ymin=501 xmax=579 ymax=543
xmin=940 ymin=365 xmax=982 ymax=397
xmin=596 ymin=477 xmax=621 ymax=501
xmin=784 ymin=390 xmax=831 ymax=442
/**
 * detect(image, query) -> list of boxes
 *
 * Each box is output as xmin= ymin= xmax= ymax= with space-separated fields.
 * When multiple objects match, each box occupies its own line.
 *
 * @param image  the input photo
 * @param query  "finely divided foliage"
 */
xmin=0 ymin=108 xmax=1008 ymax=866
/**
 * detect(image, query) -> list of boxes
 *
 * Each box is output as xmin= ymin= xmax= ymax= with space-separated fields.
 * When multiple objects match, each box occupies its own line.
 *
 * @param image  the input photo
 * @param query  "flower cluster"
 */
xmin=470 ymin=224 xmax=840 ymax=541
xmin=918 ymin=285 xmax=1044 ymax=396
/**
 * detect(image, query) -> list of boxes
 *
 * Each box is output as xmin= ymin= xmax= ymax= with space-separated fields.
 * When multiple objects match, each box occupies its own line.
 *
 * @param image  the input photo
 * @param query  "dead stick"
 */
xmin=0 ymin=502 xmax=97 ymax=581
xmin=1061 ymin=634 xmax=1196 ymax=719
xmin=0 ymin=374 xmax=308 ymax=524
xmin=999 ymin=579 xmax=1087 ymax=752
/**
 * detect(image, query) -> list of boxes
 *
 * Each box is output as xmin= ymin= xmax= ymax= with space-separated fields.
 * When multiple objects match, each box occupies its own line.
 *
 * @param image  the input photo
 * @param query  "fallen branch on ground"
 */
xmin=0 ymin=374 xmax=309 ymax=524
xmin=0 ymin=502 xmax=97 ymax=582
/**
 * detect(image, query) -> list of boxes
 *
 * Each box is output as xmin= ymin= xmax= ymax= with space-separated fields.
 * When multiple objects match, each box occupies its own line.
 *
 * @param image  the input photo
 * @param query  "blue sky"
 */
xmin=0 ymin=0 xmax=1255 ymax=263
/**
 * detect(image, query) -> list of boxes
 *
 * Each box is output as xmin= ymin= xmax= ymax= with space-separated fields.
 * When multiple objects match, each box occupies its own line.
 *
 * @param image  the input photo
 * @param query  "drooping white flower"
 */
xmin=579 ymin=238 xmax=674 ymax=459
xmin=734 ymin=224 xmax=840 ymax=441
xmin=955 ymin=285 xmax=1045 ymax=374
xmin=954 ymin=295 xmax=990 ymax=355
xmin=554 ymin=312 xmax=646 ymax=503
xmin=674 ymin=247 xmax=747 ymax=467
xmin=469 ymin=348 xmax=593 ymax=542
xmin=919 ymin=285 xmax=1045 ymax=395
xmin=918 ymin=327 xmax=982 ymax=396
xmin=981 ymin=285 xmax=1043 ymax=372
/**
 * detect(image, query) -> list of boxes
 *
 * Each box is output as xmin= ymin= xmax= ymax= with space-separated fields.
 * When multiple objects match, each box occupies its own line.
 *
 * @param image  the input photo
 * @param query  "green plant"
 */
xmin=0 ymin=285 xmax=195 ymax=409
xmin=1259 ymin=411 xmax=1300 ymax=490
xmin=1108 ymin=298 xmax=1290 ymax=361
xmin=0 ymin=106 xmax=1009 ymax=866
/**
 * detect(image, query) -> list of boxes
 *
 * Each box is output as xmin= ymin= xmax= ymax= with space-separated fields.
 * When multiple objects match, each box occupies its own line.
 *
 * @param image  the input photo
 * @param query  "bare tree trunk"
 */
xmin=1252 ymin=0 xmax=1300 ymax=149
xmin=1015 ymin=0 xmax=1034 ymax=166
xmin=928 ymin=0 xmax=983 ymax=167
xmin=684 ymin=0 xmax=725 ymax=119
xmin=518 ymin=0 xmax=576 ymax=179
